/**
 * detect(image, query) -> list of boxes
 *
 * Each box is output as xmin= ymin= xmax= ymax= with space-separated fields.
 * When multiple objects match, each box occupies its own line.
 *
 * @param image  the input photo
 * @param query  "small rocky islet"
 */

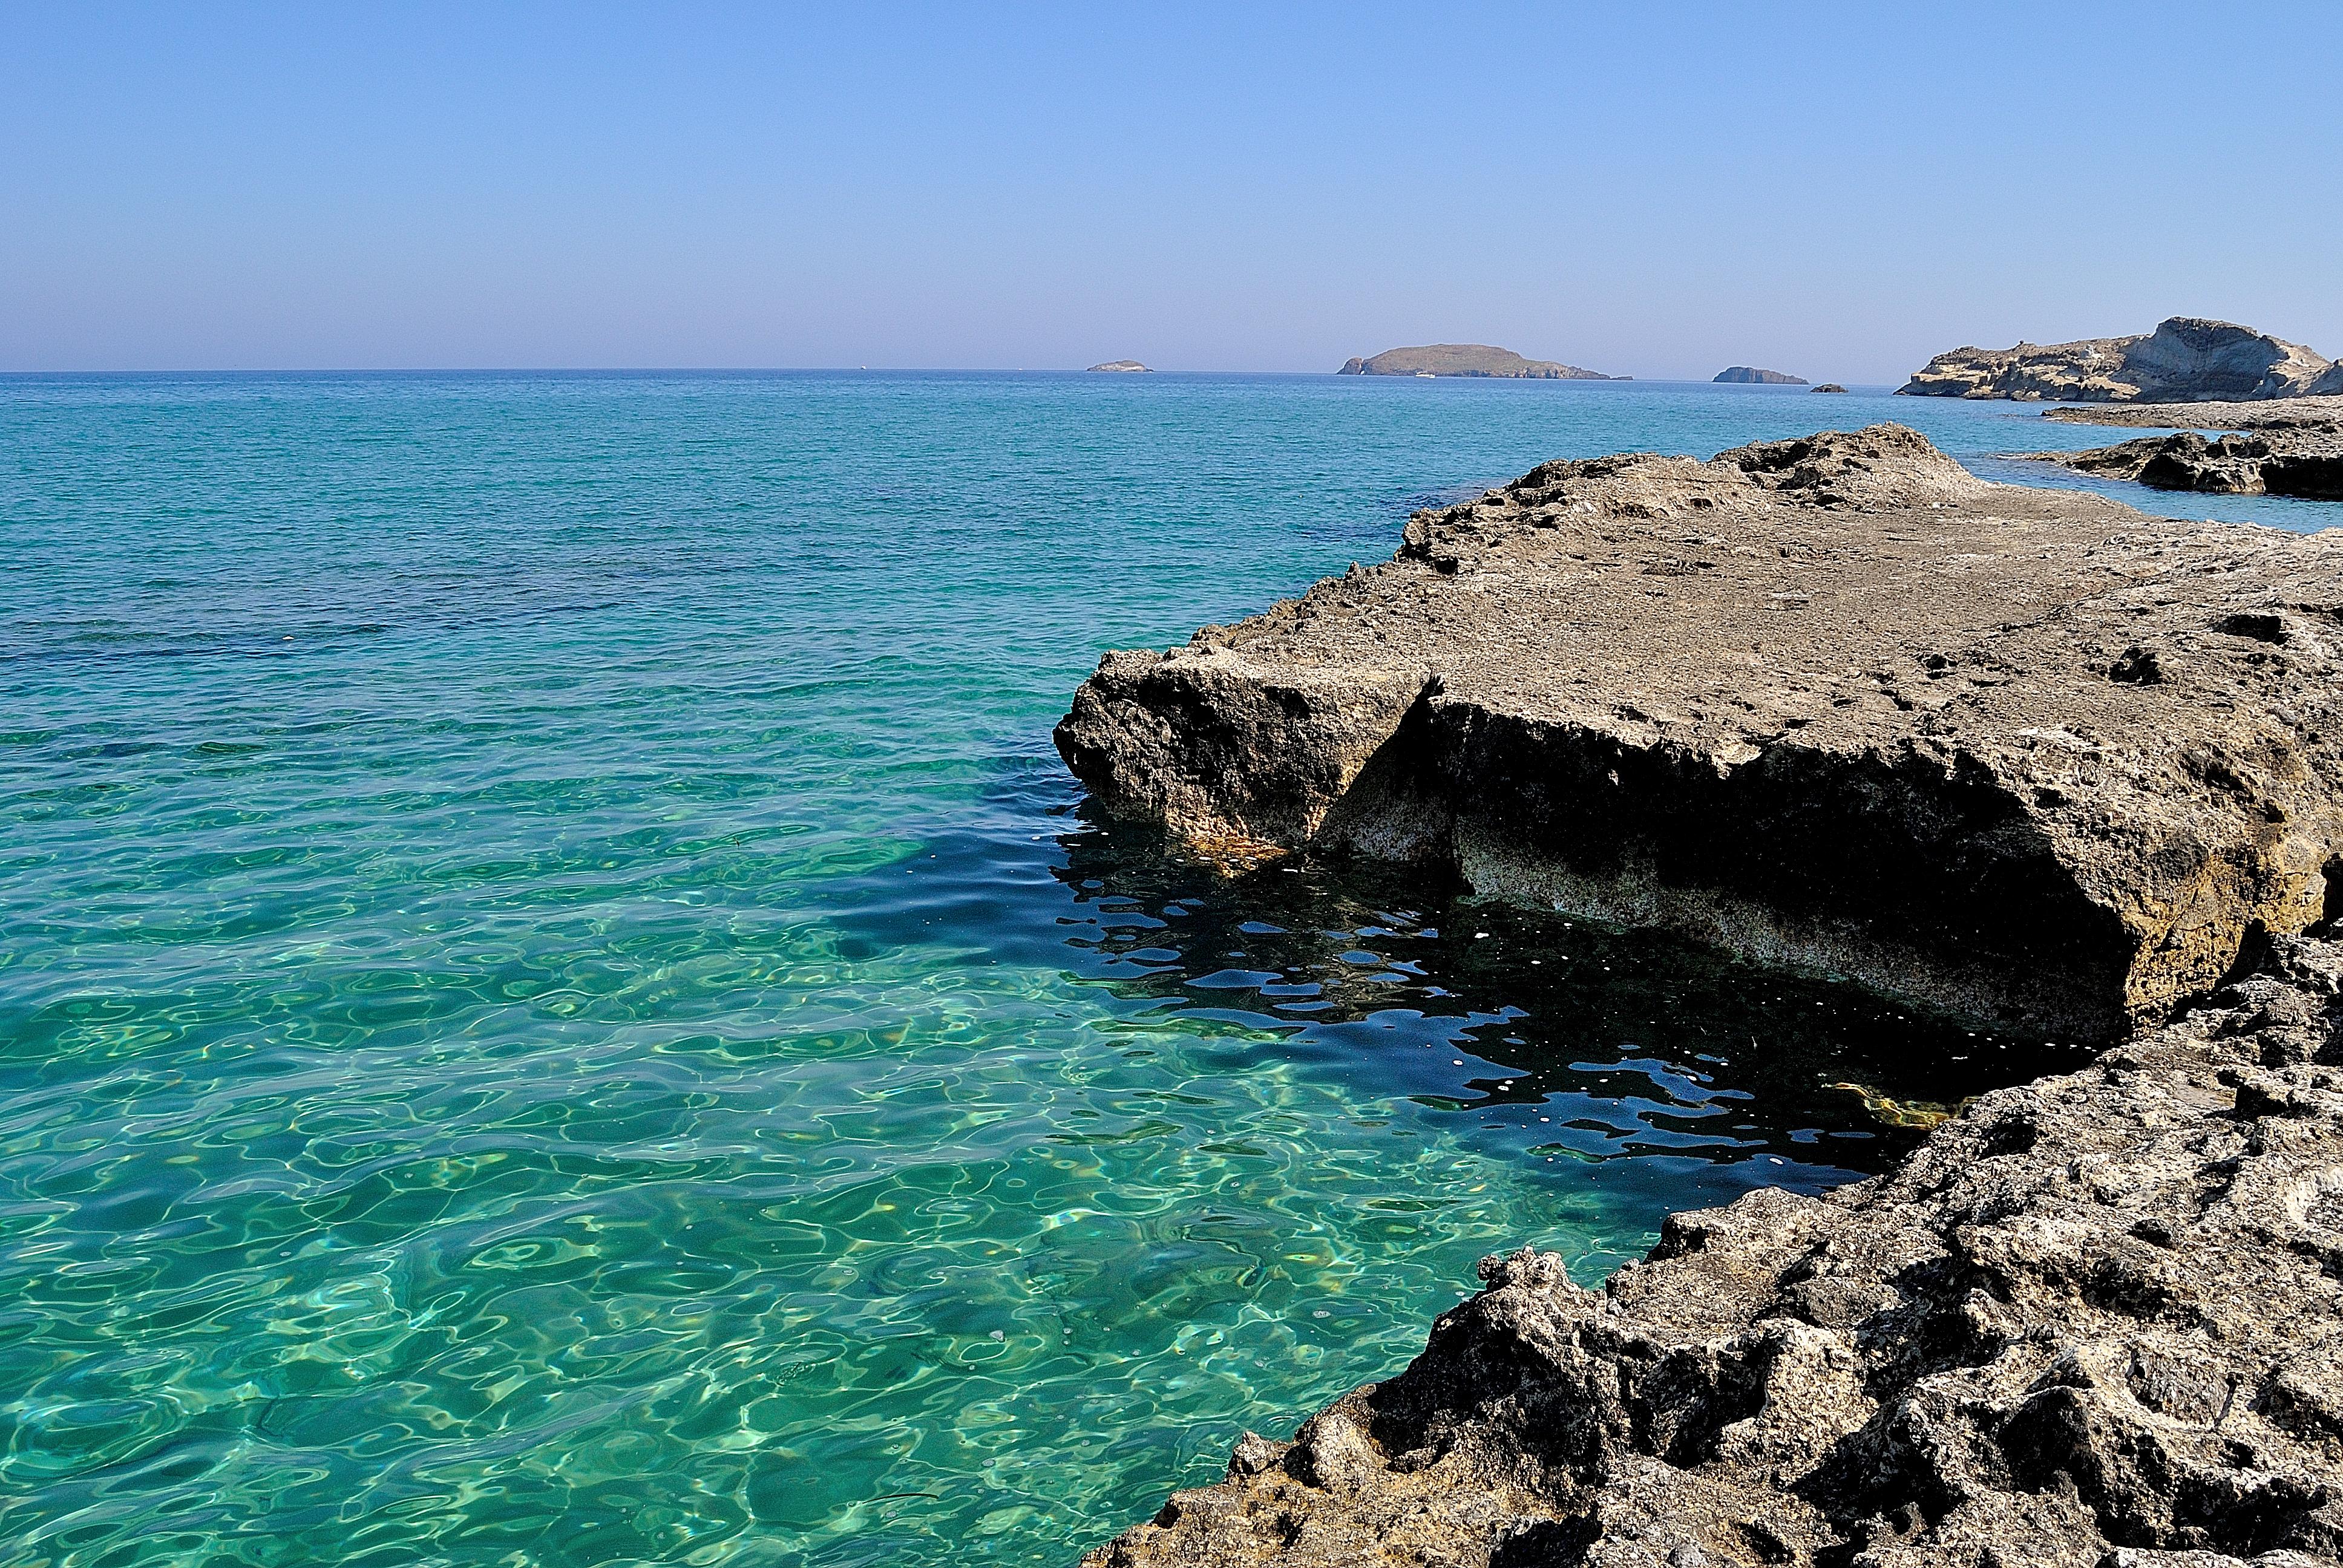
xmin=1714 ymin=366 xmax=1807 ymax=385
xmin=1338 ymin=344 xmax=1622 ymax=380
xmin=1059 ymin=425 xmax=2343 ymax=1565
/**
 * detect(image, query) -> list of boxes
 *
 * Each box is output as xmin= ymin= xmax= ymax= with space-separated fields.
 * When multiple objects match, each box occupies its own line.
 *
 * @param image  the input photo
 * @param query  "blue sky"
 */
xmin=5 ymin=2 xmax=2338 ymax=378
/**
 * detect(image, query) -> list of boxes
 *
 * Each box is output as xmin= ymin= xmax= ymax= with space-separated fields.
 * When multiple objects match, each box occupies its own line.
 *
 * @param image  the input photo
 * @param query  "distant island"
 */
xmin=1337 ymin=344 xmax=1620 ymax=380
xmin=1713 ymin=366 xmax=1807 ymax=385
xmin=1812 ymin=383 xmax=1848 ymax=393
xmin=1898 ymin=316 xmax=2340 ymax=403
xmin=1086 ymin=360 xmax=1152 ymax=373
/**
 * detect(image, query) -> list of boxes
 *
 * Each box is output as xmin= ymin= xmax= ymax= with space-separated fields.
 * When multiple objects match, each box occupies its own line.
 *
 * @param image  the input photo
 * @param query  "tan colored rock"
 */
xmin=2045 ymin=395 xmax=2343 ymax=432
xmin=1080 ymin=934 xmax=2343 ymax=1567
xmin=1056 ymin=425 xmax=2343 ymax=1043
xmin=1899 ymin=318 xmax=2333 ymax=403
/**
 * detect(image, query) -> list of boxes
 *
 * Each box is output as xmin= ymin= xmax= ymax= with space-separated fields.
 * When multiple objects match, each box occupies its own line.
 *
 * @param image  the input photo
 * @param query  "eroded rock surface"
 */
xmin=1057 ymin=425 xmax=2343 ymax=1042
xmin=2045 ymin=431 xmax=2343 ymax=502
xmin=1080 ymin=933 xmax=2343 ymax=1568
xmin=1899 ymin=319 xmax=2333 ymax=404
xmin=2044 ymin=397 xmax=2343 ymax=433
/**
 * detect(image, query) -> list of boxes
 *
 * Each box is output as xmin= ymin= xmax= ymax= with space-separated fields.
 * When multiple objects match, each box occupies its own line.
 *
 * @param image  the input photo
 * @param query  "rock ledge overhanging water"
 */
xmin=1057 ymin=425 xmax=2343 ymax=1566
xmin=1057 ymin=425 xmax=2343 ymax=1044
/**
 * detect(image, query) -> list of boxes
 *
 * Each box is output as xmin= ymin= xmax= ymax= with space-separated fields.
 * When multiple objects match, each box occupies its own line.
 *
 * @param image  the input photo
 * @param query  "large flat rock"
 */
xmin=2044 ymin=396 xmax=2343 ymax=432
xmin=1056 ymin=425 xmax=2343 ymax=1042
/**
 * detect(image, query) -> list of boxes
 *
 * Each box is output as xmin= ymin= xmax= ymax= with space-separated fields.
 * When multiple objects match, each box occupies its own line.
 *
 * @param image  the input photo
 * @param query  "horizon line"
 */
xmin=0 ymin=365 xmax=1893 ymax=383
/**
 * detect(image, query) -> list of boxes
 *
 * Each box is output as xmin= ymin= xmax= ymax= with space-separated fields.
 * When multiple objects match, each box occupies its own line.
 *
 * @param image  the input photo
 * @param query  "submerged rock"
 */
xmin=1715 ymin=367 xmax=1809 ymax=385
xmin=1055 ymin=425 xmax=2343 ymax=1043
xmin=1899 ymin=318 xmax=2333 ymax=403
xmin=1337 ymin=344 xmax=1620 ymax=379
xmin=1081 ymin=930 xmax=2343 ymax=1567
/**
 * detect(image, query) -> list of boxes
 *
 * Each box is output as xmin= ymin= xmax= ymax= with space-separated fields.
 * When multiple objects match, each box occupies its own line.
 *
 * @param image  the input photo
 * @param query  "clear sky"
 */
xmin=5 ymin=2 xmax=2338 ymax=380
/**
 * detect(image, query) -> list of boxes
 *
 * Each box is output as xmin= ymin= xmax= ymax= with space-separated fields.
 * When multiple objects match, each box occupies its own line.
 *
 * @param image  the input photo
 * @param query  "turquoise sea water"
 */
xmin=2 ymin=373 xmax=2329 ymax=1567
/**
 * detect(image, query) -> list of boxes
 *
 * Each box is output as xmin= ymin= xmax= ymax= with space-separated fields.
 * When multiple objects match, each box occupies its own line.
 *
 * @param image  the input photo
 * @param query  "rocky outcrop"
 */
xmin=1061 ymin=427 xmax=2343 ymax=1565
xmin=1080 ymin=930 xmax=2343 ymax=1568
xmin=1090 ymin=361 xmax=1154 ymax=373
xmin=1812 ymin=384 xmax=1849 ymax=394
xmin=2045 ymin=397 xmax=2343 ymax=433
xmin=1055 ymin=425 xmax=2343 ymax=1045
xmin=1062 ymin=426 xmax=2343 ymax=1567
xmin=1899 ymin=318 xmax=2334 ymax=403
xmin=1715 ymin=367 xmax=1809 ymax=385
xmin=2043 ymin=431 xmax=2343 ymax=501
xmin=1339 ymin=345 xmax=1620 ymax=380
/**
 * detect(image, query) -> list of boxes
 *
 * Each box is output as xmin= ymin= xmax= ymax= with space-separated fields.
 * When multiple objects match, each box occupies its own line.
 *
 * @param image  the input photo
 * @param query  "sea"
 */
xmin=2 ymin=371 xmax=2328 ymax=1567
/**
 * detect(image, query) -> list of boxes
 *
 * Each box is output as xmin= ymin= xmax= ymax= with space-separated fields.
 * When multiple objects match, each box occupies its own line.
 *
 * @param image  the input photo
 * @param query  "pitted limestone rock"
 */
xmin=1080 ymin=936 xmax=2343 ymax=1567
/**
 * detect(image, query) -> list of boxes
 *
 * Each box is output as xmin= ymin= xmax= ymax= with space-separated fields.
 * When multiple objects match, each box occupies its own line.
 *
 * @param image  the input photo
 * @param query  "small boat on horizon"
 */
xmin=1414 ymin=370 xmax=1435 ymax=379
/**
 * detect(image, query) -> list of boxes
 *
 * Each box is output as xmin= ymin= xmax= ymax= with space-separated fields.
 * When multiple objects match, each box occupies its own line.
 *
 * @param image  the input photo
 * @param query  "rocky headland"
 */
xmin=1340 ymin=345 xmax=1620 ymax=380
xmin=1715 ymin=367 xmax=1808 ymax=385
xmin=1058 ymin=426 xmax=2343 ymax=1566
xmin=1899 ymin=318 xmax=2335 ymax=404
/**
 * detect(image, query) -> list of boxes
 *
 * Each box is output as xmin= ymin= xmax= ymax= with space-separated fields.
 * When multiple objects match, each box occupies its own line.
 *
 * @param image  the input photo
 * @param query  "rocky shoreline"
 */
xmin=1057 ymin=428 xmax=2343 ymax=1565
xmin=2039 ymin=431 xmax=2343 ymax=502
xmin=1058 ymin=426 xmax=2343 ymax=1042
xmin=2027 ymin=397 xmax=2343 ymax=501
xmin=2043 ymin=397 xmax=2343 ymax=432
xmin=1084 ymin=932 xmax=2343 ymax=1567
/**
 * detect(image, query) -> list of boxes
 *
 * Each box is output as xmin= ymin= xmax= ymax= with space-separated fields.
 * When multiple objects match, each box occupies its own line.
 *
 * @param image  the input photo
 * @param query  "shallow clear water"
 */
xmin=1 ymin=373 xmax=2325 ymax=1567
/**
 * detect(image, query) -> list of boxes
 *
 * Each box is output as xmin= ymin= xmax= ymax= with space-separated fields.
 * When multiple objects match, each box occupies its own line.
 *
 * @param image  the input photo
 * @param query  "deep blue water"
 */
xmin=1 ymin=371 xmax=2324 ymax=1567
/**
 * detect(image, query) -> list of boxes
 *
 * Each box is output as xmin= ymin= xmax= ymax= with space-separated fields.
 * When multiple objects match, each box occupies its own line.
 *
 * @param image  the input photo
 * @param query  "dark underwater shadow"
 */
xmin=822 ymin=762 xmax=2084 ymax=1218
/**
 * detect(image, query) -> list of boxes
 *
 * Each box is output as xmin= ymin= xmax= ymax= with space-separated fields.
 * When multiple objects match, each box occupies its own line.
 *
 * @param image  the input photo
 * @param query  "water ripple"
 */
xmin=0 ymin=371 xmax=2240 ymax=1567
